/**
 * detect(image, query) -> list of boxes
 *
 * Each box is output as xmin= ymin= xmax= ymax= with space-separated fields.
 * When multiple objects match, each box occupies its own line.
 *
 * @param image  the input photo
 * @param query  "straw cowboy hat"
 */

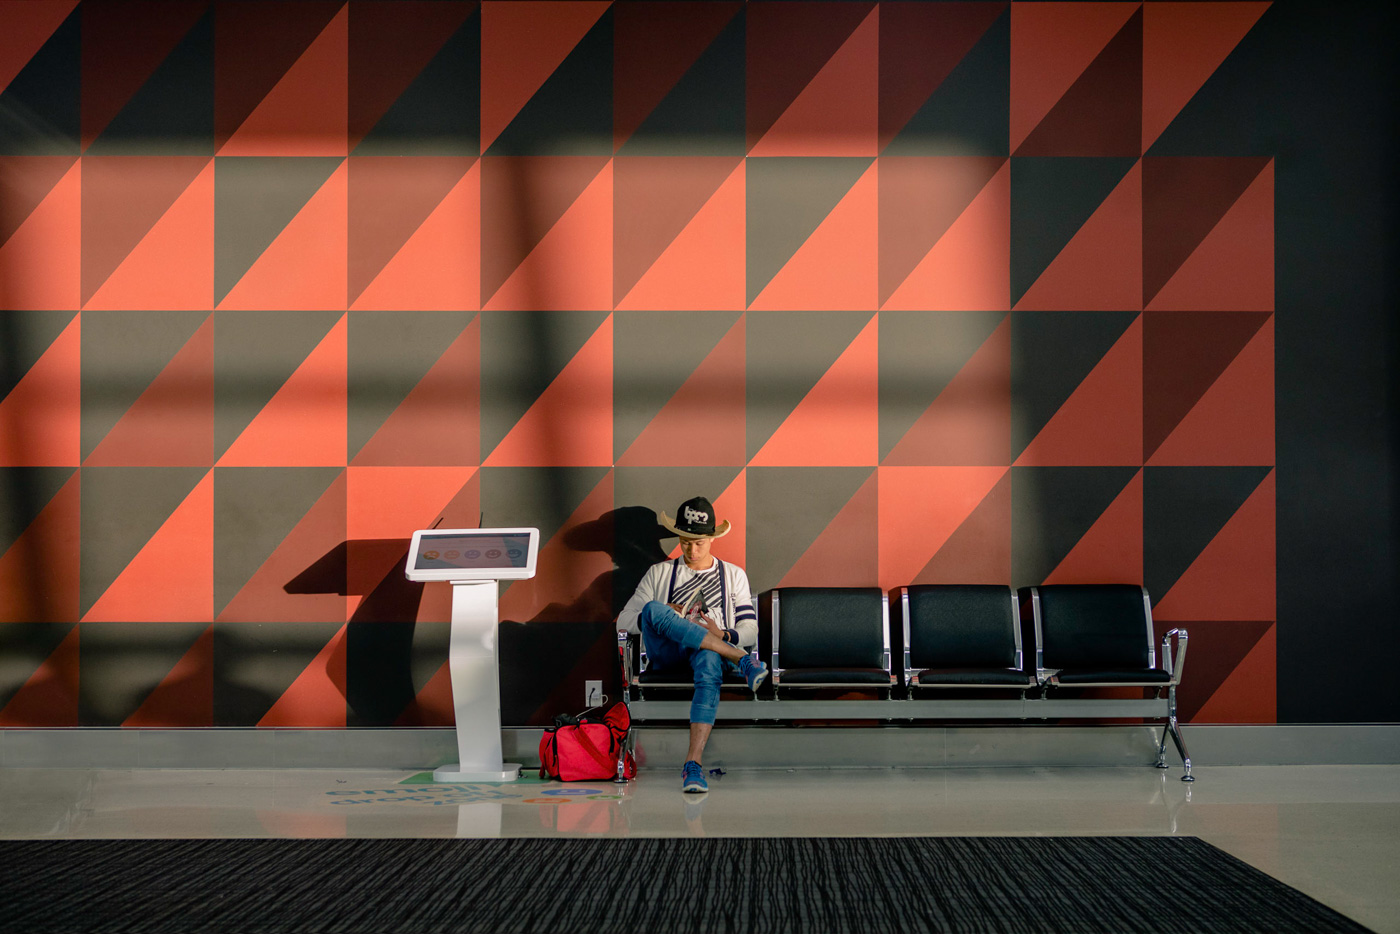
xmin=659 ymin=496 xmax=731 ymax=539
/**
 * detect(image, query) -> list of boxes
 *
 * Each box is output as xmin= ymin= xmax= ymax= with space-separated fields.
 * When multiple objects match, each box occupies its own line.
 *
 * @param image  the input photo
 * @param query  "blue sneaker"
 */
xmin=738 ymin=653 xmax=769 ymax=693
xmin=681 ymin=760 xmax=708 ymax=793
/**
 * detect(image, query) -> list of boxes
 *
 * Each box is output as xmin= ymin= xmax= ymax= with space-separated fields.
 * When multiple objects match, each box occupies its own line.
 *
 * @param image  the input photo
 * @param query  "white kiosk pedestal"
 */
xmin=404 ymin=528 xmax=540 ymax=784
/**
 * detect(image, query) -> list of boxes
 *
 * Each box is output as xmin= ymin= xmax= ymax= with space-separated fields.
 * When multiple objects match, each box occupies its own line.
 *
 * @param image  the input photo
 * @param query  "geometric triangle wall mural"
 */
xmin=0 ymin=0 xmax=1278 ymax=726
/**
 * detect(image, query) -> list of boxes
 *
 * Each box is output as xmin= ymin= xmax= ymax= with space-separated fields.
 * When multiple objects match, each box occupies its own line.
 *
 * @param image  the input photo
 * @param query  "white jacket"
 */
xmin=617 ymin=558 xmax=758 ymax=650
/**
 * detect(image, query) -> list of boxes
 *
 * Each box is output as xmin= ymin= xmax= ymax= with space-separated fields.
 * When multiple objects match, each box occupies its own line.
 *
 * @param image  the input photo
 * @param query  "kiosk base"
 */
xmin=432 ymin=763 xmax=522 ymax=783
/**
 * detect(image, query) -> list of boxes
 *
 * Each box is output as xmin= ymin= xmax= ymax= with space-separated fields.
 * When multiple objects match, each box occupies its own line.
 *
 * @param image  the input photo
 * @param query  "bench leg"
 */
xmin=1167 ymin=716 xmax=1193 ymax=781
xmin=1155 ymin=721 xmax=1170 ymax=770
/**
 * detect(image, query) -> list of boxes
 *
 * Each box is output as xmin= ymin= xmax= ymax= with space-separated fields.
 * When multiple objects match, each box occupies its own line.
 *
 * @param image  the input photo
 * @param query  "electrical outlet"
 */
xmin=585 ymin=680 xmax=603 ymax=707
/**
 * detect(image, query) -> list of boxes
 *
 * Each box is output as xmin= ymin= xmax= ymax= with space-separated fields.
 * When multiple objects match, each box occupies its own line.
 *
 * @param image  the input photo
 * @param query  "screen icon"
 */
xmin=423 ymin=550 xmax=439 ymax=560
xmin=445 ymin=550 xmax=460 ymax=559
xmin=485 ymin=549 xmax=502 ymax=559
xmin=465 ymin=549 xmax=481 ymax=559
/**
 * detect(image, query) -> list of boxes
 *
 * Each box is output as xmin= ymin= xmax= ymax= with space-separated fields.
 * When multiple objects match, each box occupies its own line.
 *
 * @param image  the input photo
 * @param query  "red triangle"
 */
xmin=85 ymin=314 xmax=213 ymax=466
xmin=882 ymin=161 xmax=1009 ymax=311
xmin=0 ymin=625 xmax=78 ymax=726
xmin=0 ymin=314 xmax=79 ymax=467
xmin=258 ymin=624 xmax=348 ymax=727
xmin=84 ymin=160 xmax=214 ymax=311
xmin=480 ymin=1 xmax=611 ymax=152
xmin=0 ymin=1 xmax=76 ymax=95
xmin=0 ymin=471 xmax=79 ymax=622
xmin=218 ymin=160 xmax=348 ymax=311
xmin=618 ymin=315 xmax=745 ymax=466
xmin=916 ymin=470 xmax=1012 ymax=586
xmin=750 ymin=162 xmax=876 ymax=311
xmin=484 ymin=315 xmax=612 ymax=467
xmin=122 ymin=626 xmax=214 ymax=727
xmin=1016 ymin=161 xmax=1141 ymax=310
xmin=395 ymin=657 xmax=455 ymax=727
xmin=1044 ymin=469 xmax=1143 ymax=584
xmin=219 ymin=6 xmax=347 ymax=156
xmin=83 ymin=470 xmax=214 ymax=622
xmin=1154 ymin=470 xmax=1275 ymax=620
xmin=1150 ymin=316 xmax=1273 ymax=466
xmin=1016 ymin=315 xmax=1142 ymax=466
xmin=1011 ymin=2 xmax=1139 ymax=151
xmin=1142 ymin=3 xmax=1271 ymax=151
xmin=1147 ymin=161 xmax=1273 ymax=312
xmin=748 ymin=7 xmax=877 ymax=157
xmin=484 ymin=161 xmax=612 ymax=311
xmin=0 ymin=159 xmax=79 ymax=310
xmin=351 ymin=160 xmax=478 ymax=311
xmin=1192 ymin=623 xmax=1275 ymax=723
xmin=499 ymin=470 xmax=615 ymax=623
xmin=779 ymin=470 xmax=878 ymax=587
xmin=878 ymin=465 xmax=1007 ymax=591
xmin=218 ymin=314 xmax=346 ymax=467
xmin=884 ymin=315 xmax=1010 ymax=466
xmin=352 ymin=317 xmax=479 ymax=467
xmin=751 ymin=315 xmax=878 ymax=466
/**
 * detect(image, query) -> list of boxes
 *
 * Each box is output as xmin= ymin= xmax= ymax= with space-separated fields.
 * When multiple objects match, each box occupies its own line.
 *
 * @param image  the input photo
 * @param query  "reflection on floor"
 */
xmin=3 ymin=765 xmax=1397 ymax=933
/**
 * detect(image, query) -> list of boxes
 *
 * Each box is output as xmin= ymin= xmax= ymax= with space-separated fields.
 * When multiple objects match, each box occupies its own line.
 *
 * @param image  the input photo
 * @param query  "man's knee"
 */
xmin=691 ymin=649 xmax=723 ymax=684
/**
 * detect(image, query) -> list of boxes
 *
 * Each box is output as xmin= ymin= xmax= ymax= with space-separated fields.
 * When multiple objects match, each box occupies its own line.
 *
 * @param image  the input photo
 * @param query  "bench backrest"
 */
xmin=1032 ymin=584 xmax=1155 ymax=670
xmin=773 ymin=587 xmax=886 ymax=669
xmin=903 ymin=585 xmax=1020 ymax=670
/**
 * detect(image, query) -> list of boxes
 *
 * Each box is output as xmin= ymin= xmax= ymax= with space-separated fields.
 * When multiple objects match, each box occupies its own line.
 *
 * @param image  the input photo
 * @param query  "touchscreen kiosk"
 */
xmin=406 ymin=528 xmax=539 ymax=782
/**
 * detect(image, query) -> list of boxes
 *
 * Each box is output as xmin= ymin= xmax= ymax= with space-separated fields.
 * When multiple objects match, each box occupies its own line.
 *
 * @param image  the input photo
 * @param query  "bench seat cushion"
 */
xmin=915 ymin=668 xmax=1033 ymax=686
xmin=778 ymin=668 xmax=891 ymax=685
xmin=1053 ymin=668 xmax=1172 ymax=685
xmin=638 ymin=667 xmax=746 ymax=685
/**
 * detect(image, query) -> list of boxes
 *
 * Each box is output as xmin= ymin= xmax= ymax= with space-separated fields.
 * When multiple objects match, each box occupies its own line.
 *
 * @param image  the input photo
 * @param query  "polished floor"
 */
xmin=3 ymin=765 xmax=1397 ymax=933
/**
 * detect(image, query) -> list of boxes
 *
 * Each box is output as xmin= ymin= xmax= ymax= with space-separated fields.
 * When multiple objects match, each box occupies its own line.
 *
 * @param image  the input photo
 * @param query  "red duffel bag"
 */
xmin=538 ymin=702 xmax=637 ymax=781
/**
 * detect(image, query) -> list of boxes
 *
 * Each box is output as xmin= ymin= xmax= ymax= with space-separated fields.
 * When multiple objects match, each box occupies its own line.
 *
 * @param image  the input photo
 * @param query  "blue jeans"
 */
xmin=638 ymin=601 xmax=739 ymax=725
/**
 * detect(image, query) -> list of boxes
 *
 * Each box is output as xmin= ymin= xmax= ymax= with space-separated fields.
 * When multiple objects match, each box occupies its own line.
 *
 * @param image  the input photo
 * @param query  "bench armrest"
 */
xmin=1161 ymin=628 xmax=1189 ymax=685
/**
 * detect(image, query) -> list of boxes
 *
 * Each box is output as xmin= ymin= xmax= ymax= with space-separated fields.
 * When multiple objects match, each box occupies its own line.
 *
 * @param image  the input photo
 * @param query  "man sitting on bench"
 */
xmin=617 ymin=496 xmax=768 ymax=793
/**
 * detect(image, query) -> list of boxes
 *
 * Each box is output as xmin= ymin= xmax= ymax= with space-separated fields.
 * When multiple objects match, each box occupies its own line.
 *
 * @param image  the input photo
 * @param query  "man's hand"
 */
xmin=697 ymin=611 xmax=726 ymax=641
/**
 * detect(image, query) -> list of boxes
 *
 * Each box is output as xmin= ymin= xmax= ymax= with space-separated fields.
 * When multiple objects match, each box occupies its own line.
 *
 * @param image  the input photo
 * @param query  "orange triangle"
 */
xmin=750 ymin=161 xmax=877 ymax=311
xmin=484 ymin=315 xmax=612 ymax=467
xmin=499 ymin=470 xmax=614 ymax=623
xmin=916 ymin=470 xmax=1012 ymax=585
xmin=1016 ymin=161 xmax=1141 ymax=310
xmin=0 ymin=159 xmax=79 ymax=310
xmin=352 ymin=317 xmax=479 ymax=466
xmin=618 ymin=315 xmax=745 ymax=466
xmin=0 ymin=625 xmax=78 ymax=726
xmin=84 ymin=160 xmax=214 ymax=311
xmin=616 ymin=160 xmax=745 ymax=311
xmin=877 ymin=465 xmax=1007 ymax=591
xmin=1154 ymin=470 xmax=1275 ymax=620
xmin=780 ymin=469 xmax=878 ymax=587
xmin=395 ymin=657 xmax=455 ymax=727
xmin=1147 ymin=161 xmax=1273 ymax=311
xmin=258 ymin=624 xmax=348 ymax=727
xmin=748 ymin=7 xmax=877 ymax=157
xmin=219 ymin=314 xmax=346 ymax=467
xmin=1142 ymin=3 xmax=1271 ymax=151
xmin=750 ymin=314 xmax=878 ymax=466
xmin=351 ymin=161 xmax=480 ymax=311
xmin=480 ymin=1 xmax=611 ymax=152
xmin=83 ymin=470 xmax=214 ymax=622
xmin=0 ymin=1 xmax=77 ymax=95
xmin=219 ymin=7 xmax=347 ymax=156
xmin=122 ymin=626 xmax=214 ymax=727
xmin=484 ymin=161 xmax=612 ymax=311
xmin=1150 ymin=316 xmax=1273 ymax=466
xmin=1044 ymin=469 xmax=1143 ymax=584
xmin=708 ymin=468 xmax=747 ymax=569
xmin=0 ymin=313 xmax=79 ymax=467
xmin=218 ymin=160 xmax=348 ymax=311
xmin=884 ymin=315 xmax=1010 ymax=466
xmin=1192 ymin=623 xmax=1275 ymax=723
xmin=1011 ymin=2 xmax=1140 ymax=151
xmin=85 ymin=314 xmax=213 ymax=467
xmin=0 ymin=471 xmax=79 ymax=622
xmin=347 ymin=467 xmax=476 ymax=542
xmin=882 ymin=161 xmax=1009 ymax=311
xmin=1016 ymin=315 xmax=1142 ymax=466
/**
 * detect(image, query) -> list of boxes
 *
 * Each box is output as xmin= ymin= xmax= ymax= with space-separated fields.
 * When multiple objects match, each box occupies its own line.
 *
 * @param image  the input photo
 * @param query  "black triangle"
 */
xmin=486 ymin=8 xmax=612 ymax=156
xmin=481 ymin=466 xmax=611 ymax=564
xmin=1010 ymin=156 xmax=1137 ymax=306
xmin=0 ymin=467 xmax=75 ymax=555
xmin=884 ymin=7 xmax=1008 ymax=156
xmin=78 ymin=622 xmax=208 ymax=725
xmin=619 ymin=8 xmax=745 ymax=156
xmin=0 ymin=310 xmax=77 ymax=400
xmin=87 ymin=11 xmax=213 ymax=155
xmin=1011 ymin=311 xmax=1138 ymax=459
xmin=212 ymin=621 xmax=343 ymax=725
xmin=1011 ymin=466 xmax=1140 ymax=587
xmin=1144 ymin=466 xmax=1272 ymax=603
xmin=0 ymin=7 xmax=80 ymax=155
xmin=354 ymin=9 xmax=479 ymax=156
xmin=0 ymin=622 xmax=75 ymax=711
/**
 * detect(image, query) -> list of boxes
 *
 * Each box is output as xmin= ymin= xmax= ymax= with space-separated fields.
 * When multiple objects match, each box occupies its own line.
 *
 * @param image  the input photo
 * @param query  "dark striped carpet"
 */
xmin=0 ymin=836 xmax=1371 ymax=934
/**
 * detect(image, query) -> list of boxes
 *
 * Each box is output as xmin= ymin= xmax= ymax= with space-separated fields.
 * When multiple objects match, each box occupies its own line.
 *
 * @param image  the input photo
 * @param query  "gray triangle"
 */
xmin=0 ymin=467 xmax=75 ymax=554
xmin=479 ymin=466 xmax=610 ymax=550
xmin=746 ymin=467 xmax=873 ymax=594
xmin=80 ymin=311 xmax=208 ymax=462
xmin=347 ymin=311 xmax=475 ymax=461
xmin=77 ymin=622 xmax=207 ymax=725
xmin=612 ymin=310 xmax=742 ymax=460
xmin=214 ymin=156 xmax=344 ymax=304
xmin=746 ymin=310 xmax=873 ymax=460
xmin=213 ymin=621 xmax=343 ymax=725
xmin=0 ymin=623 xmax=74 ymax=712
xmin=746 ymin=156 xmax=873 ymax=304
xmin=0 ymin=310 xmax=77 ymax=399
xmin=80 ymin=467 xmax=208 ymax=616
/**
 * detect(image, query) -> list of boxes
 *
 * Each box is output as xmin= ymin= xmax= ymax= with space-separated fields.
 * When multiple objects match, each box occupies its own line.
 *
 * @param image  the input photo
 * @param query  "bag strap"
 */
xmin=570 ymin=725 xmax=617 ymax=774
